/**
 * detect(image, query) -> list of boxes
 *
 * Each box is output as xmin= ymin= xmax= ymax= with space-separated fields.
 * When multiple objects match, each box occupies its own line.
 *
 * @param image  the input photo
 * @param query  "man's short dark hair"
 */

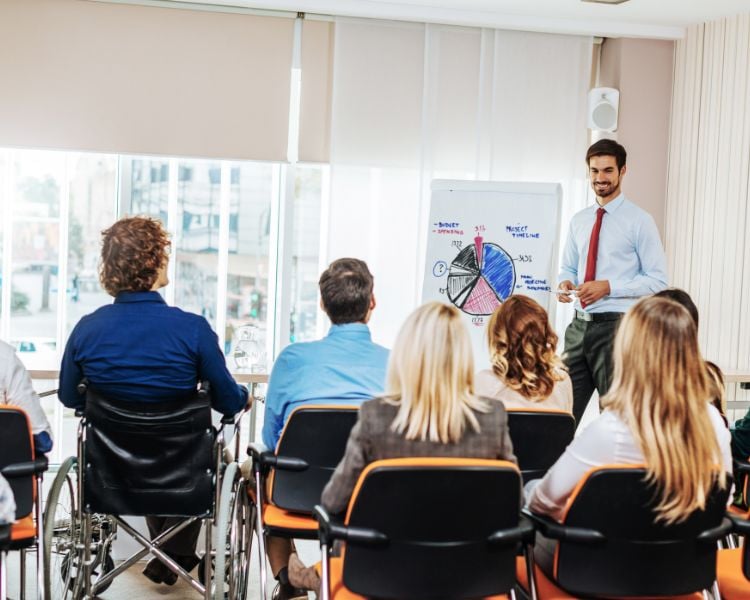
xmin=586 ymin=139 xmax=627 ymax=170
xmin=654 ymin=288 xmax=700 ymax=328
xmin=319 ymin=258 xmax=374 ymax=324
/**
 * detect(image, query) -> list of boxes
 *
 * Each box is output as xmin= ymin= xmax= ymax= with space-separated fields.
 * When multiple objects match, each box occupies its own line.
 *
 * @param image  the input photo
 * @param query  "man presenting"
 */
xmin=558 ymin=139 xmax=667 ymax=424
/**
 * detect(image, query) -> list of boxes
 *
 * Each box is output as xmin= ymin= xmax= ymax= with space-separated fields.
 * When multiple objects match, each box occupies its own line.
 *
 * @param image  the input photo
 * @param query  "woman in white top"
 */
xmin=527 ymin=296 xmax=732 ymax=523
xmin=475 ymin=295 xmax=572 ymax=412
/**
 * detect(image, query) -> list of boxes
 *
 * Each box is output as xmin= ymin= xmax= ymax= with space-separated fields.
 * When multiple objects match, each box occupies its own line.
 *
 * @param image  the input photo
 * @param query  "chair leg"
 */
xmin=254 ymin=474 xmax=268 ymax=600
xmin=204 ymin=518 xmax=212 ymax=600
xmin=319 ymin=542 xmax=330 ymax=600
xmin=1 ymin=551 xmax=7 ymax=600
xmin=524 ymin=543 xmax=538 ymax=600
xmin=19 ymin=547 xmax=26 ymax=600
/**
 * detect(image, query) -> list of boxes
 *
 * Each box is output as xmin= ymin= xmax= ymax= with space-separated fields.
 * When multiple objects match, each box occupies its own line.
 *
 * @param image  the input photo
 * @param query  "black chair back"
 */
xmin=549 ymin=466 xmax=730 ymax=597
xmin=271 ymin=405 xmax=359 ymax=514
xmin=83 ymin=388 xmax=215 ymax=517
xmin=506 ymin=408 xmax=575 ymax=483
xmin=0 ymin=407 xmax=34 ymax=519
xmin=342 ymin=458 xmax=524 ymax=599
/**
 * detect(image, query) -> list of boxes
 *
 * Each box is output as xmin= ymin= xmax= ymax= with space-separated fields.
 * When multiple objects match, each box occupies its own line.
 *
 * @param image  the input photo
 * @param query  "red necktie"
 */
xmin=582 ymin=207 xmax=605 ymax=307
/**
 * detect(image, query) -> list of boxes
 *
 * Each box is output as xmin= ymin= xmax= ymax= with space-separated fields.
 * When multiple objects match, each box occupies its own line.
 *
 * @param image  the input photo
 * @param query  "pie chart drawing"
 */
xmin=447 ymin=237 xmax=515 ymax=316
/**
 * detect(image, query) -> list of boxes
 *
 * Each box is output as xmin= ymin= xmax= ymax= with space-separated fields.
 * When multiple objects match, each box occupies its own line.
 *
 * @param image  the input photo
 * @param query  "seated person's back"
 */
xmin=527 ymin=296 xmax=732 ymax=523
xmin=261 ymin=258 xmax=388 ymax=450
xmin=1 ymin=339 xmax=53 ymax=453
xmin=322 ymin=301 xmax=517 ymax=514
xmin=475 ymin=295 xmax=572 ymax=413
xmin=287 ymin=302 xmax=517 ymax=593
xmin=57 ymin=216 xmax=247 ymax=587
xmin=58 ymin=217 xmax=247 ymax=415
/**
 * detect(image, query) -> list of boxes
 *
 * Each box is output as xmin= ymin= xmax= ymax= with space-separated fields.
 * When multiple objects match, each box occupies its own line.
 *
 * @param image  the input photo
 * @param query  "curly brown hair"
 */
xmin=487 ymin=295 xmax=565 ymax=400
xmin=99 ymin=216 xmax=171 ymax=296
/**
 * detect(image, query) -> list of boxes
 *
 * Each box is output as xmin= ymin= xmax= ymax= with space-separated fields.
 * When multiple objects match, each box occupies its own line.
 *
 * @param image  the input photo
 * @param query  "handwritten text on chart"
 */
xmin=471 ymin=316 xmax=485 ymax=326
xmin=520 ymin=274 xmax=551 ymax=292
xmin=505 ymin=224 xmax=541 ymax=239
xmin=433 ymin=261 xmax=448 ymax=277
xmin=433 ymin=221 xmax=464 ymax=235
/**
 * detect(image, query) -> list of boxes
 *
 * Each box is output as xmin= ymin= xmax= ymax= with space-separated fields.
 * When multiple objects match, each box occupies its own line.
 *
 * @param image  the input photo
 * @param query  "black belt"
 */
xmin=575 ymin=310 xmax=622 ymax=323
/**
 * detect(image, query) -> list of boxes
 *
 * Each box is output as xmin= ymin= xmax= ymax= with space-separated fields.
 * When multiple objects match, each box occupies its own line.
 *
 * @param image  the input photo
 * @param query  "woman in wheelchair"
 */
xmin=475 ymin=294 xmax=573 ymax=412
xmin=287 ymin=301 xmax=518 ymax=591
xmin=526 ymin=295 xmax=732 ymax=523
xmin=58 ymin=216 xmax=249 ymax=586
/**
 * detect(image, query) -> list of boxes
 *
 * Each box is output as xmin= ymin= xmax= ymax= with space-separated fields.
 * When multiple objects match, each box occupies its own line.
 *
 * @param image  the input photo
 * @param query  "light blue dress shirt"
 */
xmin=261 ymin=323 xmax=389 ymax=450
xmin=558 ymin=194 xmax=668 ymax=313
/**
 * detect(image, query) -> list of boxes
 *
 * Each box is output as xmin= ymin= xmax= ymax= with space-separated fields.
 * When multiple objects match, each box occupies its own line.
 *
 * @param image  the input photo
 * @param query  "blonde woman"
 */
xmin=476 ymin=295 xmax=573 ymax=412
xmin=527 ymin=296 xmax=732 ymax=523
xmin=287 ymin=302 xmax=517 ymax=591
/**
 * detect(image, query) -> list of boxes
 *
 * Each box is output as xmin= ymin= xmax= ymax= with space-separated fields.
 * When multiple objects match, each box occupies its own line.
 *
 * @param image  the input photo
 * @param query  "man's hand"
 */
xmin=557 ymin=280 xmax=576 ymax=303
xmin=577 ymin=280 xmax=610 ymax=306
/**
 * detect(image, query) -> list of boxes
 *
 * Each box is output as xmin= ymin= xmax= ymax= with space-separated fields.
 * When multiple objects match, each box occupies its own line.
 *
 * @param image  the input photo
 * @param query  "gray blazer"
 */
xmin=321 ymin=396 xmax=517 ymax=514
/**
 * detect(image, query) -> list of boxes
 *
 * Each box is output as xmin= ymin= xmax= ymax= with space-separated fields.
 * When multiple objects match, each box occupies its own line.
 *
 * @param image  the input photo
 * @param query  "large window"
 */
xmin=0 ymin=147 xmax=325 ymax=463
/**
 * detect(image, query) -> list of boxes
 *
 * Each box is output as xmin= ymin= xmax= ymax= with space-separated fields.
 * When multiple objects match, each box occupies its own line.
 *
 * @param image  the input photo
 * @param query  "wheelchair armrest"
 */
xmin=728 ymin=513 xmax=750 ymax=536
xmin=313 ymin=505 xmax=387 ymax=547
xmin=521 ymin=508 xmax=606 ymax=544
xmin=1 ymin=455 xmax=48 ymax=478
xmin=697 ymin=516 xmax=733 ymax=544
xmin=75 ymin=409 xmax=85 ymax=418
xmin=487 ymin=514 xmax=535 ymax=546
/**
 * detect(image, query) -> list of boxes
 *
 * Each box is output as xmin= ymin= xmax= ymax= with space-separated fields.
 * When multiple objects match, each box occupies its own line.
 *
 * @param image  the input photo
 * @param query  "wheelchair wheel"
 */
xmin=44 ymin=456 xmax=82 ymax=599
xmin=213 ymin=462 xmax=252 ymax=600
xmin=44 ymin=457 xmax=117 ymax=598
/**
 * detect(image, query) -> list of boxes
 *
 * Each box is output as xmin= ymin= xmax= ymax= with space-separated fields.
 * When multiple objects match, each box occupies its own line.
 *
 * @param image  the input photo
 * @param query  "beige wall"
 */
xmin=598 ymin=38 xmax=674 ymax=238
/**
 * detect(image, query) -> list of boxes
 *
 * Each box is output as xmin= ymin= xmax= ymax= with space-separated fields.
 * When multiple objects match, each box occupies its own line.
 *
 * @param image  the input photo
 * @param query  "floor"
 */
xmin=4 ymin=539 xmax=320 ymax=599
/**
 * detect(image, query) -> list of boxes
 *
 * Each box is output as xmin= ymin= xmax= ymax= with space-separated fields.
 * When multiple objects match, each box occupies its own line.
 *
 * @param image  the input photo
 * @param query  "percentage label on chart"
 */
xmin=515 ymin=255 xmax=533 ymax=263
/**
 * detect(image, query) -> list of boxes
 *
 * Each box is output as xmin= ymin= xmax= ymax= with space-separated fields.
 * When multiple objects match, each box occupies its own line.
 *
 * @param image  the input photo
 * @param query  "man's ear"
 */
xmin=619 ymin=164 xmax=627 ymax=177
xmin=370 ymin=294 xmax=376 ymax=311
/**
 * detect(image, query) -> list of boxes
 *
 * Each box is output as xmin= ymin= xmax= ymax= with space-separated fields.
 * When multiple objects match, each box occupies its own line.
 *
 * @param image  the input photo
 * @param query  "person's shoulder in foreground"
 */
xmin=0 ymin=338 xmax=53 ymax=453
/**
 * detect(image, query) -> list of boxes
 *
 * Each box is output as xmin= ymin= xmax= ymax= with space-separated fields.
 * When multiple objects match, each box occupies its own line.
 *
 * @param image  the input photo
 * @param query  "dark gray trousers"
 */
xmin=563 ymin=313 xmax=623 ymax=425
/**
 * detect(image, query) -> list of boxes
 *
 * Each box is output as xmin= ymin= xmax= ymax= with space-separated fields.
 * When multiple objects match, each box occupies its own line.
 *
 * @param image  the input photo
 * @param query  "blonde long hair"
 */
xmin=601 ymin=296 xmax=727 ymax=524
xmin=386 ymin=302 xmax=489 ymax=443
xmin=487 ymin=295 xmax=565 ymax=400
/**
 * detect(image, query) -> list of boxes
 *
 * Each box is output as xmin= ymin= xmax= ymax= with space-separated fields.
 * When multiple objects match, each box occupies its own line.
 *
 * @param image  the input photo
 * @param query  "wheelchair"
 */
xmin=43 ymin=381 xmax=251 ymax=600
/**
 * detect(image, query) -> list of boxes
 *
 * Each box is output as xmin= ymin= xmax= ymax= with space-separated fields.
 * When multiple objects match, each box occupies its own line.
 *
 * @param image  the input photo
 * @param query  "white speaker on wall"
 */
xmin=588 ymin=87 xmax=620 ymax=132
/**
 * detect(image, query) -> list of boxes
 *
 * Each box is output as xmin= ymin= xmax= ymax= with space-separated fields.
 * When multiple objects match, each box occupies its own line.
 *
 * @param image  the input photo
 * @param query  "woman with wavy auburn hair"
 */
xmin=58 ymin=216 xmax=248 ymax=586
xmin=287 ymin=302 xmax=517 ymax=592
xmin=527 ymin=296 xmax=731 ymax=524
xmin=476 ymin=295 xmax=572 ymax=412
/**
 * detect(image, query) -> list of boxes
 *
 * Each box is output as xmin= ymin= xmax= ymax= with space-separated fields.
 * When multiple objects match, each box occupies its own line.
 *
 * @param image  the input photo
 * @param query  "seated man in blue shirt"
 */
xmin=59 ymin=216 xmax=249 ymax=587
xmin=261 ymin=257 xmax=389 ymax=600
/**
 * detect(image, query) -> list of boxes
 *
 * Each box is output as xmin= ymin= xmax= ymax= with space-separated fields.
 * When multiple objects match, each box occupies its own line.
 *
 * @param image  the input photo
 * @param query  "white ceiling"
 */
xmin=181 ymin=0 xmax=750 ymax=39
